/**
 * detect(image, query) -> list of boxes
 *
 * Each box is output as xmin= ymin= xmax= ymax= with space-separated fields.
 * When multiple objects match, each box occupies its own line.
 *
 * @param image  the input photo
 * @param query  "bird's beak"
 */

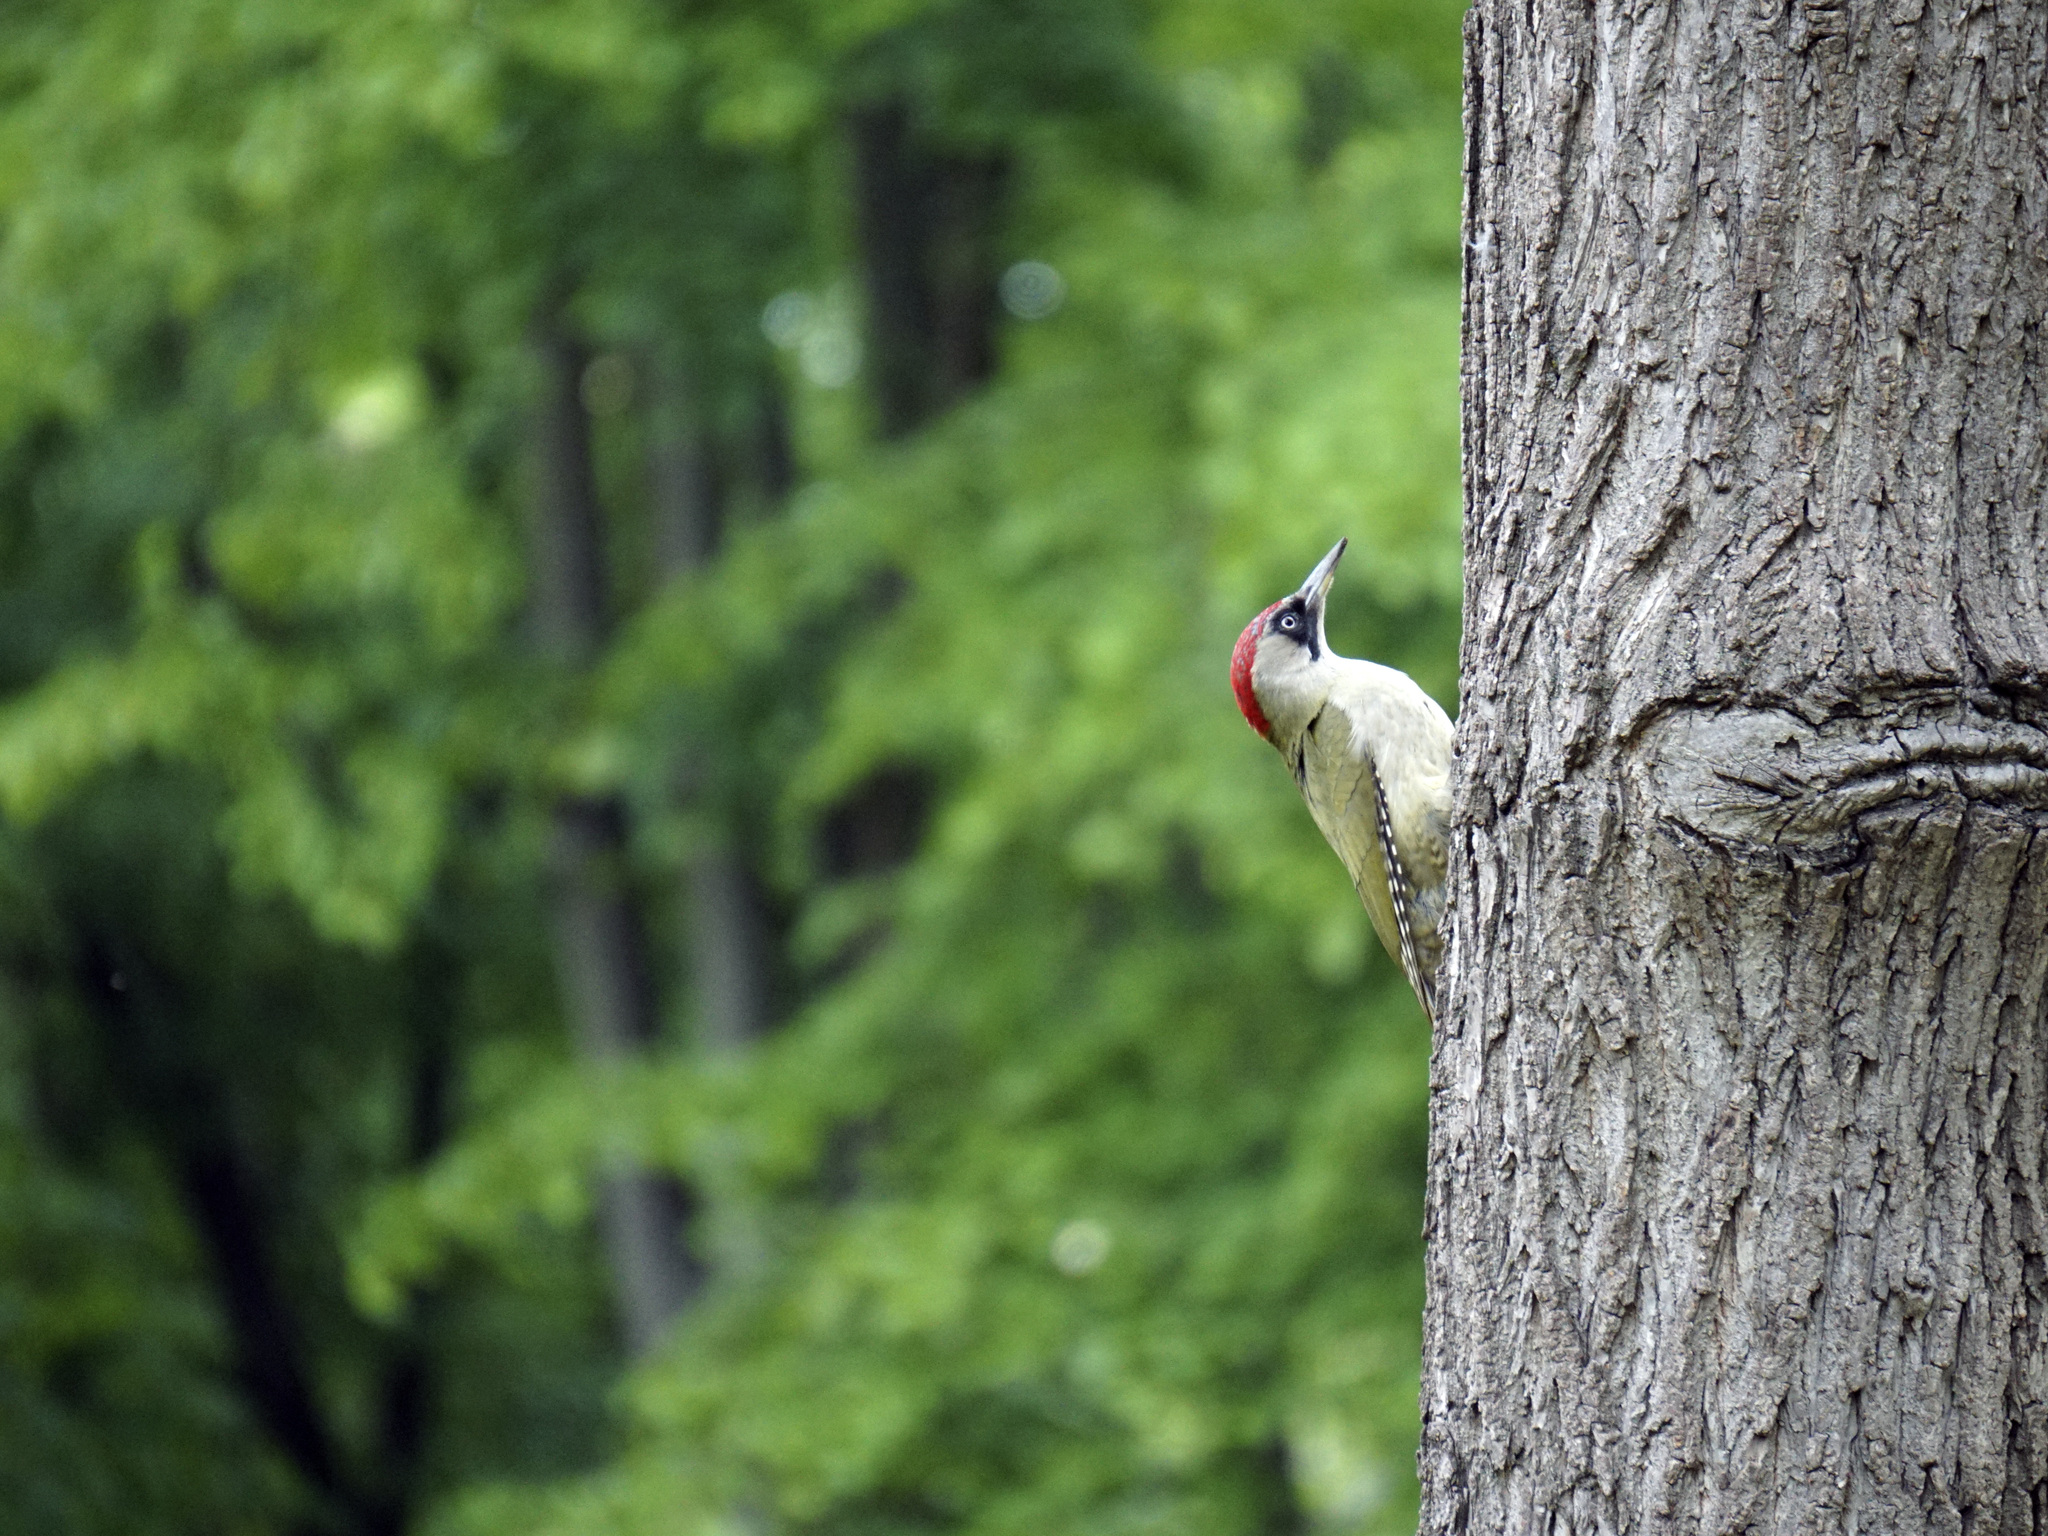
xmin=1295 ymin=538 xmax=1347 ymax=616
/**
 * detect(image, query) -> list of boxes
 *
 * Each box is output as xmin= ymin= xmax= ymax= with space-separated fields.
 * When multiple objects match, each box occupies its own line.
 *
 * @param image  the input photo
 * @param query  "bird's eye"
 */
xmin=1278 ymin=613 xmax=1299 ymax=632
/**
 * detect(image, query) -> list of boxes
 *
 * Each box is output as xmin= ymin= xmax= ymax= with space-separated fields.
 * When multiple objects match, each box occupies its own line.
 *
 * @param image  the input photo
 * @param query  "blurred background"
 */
xmin=0 ymin=1 xmax=1463 ymax=1532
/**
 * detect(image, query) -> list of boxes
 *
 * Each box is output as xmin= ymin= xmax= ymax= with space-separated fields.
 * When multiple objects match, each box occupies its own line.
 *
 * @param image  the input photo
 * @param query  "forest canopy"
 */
xmin=0 ymin=1 xmax=1463 ymax=1533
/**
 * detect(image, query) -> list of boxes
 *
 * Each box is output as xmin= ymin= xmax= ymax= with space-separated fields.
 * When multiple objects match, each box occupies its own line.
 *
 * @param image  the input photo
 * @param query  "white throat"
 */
xmin=1251 ymin=632 xmax=1333 ymax=749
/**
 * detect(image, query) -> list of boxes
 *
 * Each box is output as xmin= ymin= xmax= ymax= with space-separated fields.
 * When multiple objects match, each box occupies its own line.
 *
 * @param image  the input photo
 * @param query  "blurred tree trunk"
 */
xmin=79 ymin=933 xmax=366 ymax=1536
xmin=530 ymin=307 xmax=699 ymax=1358
xmin=648 ymin=360 xmax=776 ymax=1289
xmin=847 ymin=97 xmax=1007 ymax=439
xmin=1432 ymin=4 xmax=2048 ymax=1533
xmin=811 ymin=95 xmax=1007 ymax=891
xmin=648 ymin=361 xmax=773 ymax=1057
xmin=362 ymin=940 xmax=455 ymax=1536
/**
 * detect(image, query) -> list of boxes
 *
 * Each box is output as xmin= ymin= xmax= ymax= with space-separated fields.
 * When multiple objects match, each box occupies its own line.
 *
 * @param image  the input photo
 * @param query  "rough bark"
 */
xmin=531 ymin=310 xmax=699 ymax=1357
xmin=1429 ymin=4 xmax=2048 ymax=1534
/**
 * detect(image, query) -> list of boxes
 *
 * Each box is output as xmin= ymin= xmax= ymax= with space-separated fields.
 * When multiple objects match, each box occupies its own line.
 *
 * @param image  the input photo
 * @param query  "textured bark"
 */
xmin=1429 ymin=4 xmax=2048 ymax=1534
xmin=531 ymin=311 xmax=699 ymax=1357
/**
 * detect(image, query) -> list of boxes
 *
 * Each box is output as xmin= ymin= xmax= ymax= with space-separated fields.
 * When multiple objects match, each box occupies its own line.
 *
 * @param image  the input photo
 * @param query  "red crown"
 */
xmin=1230 ymin=602 xmax=1281 ymax=740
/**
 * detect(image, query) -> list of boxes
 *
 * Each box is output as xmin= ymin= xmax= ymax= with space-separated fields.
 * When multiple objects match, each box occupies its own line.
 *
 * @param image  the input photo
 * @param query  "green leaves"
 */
xmin=0 ymin=434 xmax=504 ymax=951
xmin=0 ymin=0 xmax=1463 ymax=1531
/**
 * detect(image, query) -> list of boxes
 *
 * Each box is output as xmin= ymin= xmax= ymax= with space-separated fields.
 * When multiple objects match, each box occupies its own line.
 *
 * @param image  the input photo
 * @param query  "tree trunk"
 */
xmin=1430 ymin=5 xmax=2048 ymax=1534
xmin=647 ymin=359 xmax=774 ymax=1059
xmin=78 ymin=931 xmax=368 ymax=1535
xmin=530 ymin=309 xmax=699 ymax=1358
xmin=647 ymin=359 xmax=777 ymax=1289
xmin=847 ymin=98 xmax=1007 ymax=439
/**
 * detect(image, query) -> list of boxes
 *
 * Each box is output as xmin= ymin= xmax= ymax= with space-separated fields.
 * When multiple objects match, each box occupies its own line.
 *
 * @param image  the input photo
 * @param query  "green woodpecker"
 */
xmin=1231 ymin=539 xmax=1454 ymax=1019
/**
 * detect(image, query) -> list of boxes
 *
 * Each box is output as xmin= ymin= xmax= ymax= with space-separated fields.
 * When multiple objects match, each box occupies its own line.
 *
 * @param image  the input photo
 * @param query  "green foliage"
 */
xmin=0 ymin=0 xmax=1463 ymax=1532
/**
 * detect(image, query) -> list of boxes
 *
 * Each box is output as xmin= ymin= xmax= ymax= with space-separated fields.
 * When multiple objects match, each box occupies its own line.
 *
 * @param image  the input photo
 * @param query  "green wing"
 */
xmin=1296 ymin=702 xmax=1445 ymax=1021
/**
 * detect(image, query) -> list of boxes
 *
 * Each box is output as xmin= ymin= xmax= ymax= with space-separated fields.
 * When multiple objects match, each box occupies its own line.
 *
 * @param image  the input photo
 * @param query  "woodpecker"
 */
xmin=1232 ymin=539 xmax=1453 ymax=1019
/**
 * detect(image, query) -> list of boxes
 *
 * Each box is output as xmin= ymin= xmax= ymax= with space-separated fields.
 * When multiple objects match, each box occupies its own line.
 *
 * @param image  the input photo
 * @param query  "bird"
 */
xmin=1231 ymin=538 xmax=1454 ymax=1020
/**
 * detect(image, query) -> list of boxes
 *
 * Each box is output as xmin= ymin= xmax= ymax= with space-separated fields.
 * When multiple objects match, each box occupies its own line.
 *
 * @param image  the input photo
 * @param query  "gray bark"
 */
xmin=1430 ymin=5 xmax=2048 ymax=1534
xmin=647 ymin=361 xmax=772 ymax=1057
xmin=680 ymin=840 xmax=770 ymax=1055
xmin=648 ymin=360 xmax=775 ymax=1288
xmin=531 ymin=313 xmax=698 ymax=1357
